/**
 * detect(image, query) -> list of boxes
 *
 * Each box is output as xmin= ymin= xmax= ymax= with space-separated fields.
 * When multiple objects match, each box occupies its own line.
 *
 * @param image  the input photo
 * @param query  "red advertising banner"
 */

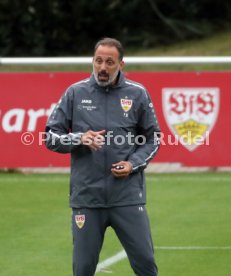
xmin=0 ymin=72 xmax=230 ymax=168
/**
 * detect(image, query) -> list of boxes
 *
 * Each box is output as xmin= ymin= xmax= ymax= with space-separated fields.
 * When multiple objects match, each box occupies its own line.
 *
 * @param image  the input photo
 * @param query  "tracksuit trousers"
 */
xmin=72 ymin=205 xmax=158 ymax=276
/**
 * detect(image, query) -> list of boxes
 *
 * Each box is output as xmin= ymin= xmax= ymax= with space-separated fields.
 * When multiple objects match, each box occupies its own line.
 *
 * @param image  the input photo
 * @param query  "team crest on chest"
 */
xmin=75 ymin=214 xmax=85 ymax=229
xmin=121 ymin=98 xmax=133 ymax=112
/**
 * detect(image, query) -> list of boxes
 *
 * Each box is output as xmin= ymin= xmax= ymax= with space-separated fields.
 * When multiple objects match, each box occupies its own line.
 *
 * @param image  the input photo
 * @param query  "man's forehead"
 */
xmin=94 ymin=45 xmax=119 ymax=59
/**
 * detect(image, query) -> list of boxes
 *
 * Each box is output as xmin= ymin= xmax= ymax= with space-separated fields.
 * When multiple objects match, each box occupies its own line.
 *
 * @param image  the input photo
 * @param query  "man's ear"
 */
xmin=120 ymin=60 xmax=125 ymax=70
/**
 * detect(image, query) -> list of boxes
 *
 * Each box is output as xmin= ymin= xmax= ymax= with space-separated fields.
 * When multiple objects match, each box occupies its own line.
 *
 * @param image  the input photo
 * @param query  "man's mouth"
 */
xmin=98 ymin=72 xmax=109 ymax=81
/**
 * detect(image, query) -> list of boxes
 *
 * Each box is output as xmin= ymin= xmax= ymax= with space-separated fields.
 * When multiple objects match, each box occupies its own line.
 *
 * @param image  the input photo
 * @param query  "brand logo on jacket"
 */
xmin=121 ymin=98 xmax=133 ymax=112
xmin=78 ymin=99 xmax=97 ymax=111
xmin=81 ymin=99 xmax=92 ymax=104
xmin=75 ymin=214 xmax=85 ymax=229
xmin=162 ymin=88 xmax=220 ymax=151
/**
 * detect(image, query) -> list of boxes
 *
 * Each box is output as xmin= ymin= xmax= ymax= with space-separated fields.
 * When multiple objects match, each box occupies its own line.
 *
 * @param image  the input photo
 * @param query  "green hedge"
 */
xmin=0 ymin=0 xmax=230 ymax=56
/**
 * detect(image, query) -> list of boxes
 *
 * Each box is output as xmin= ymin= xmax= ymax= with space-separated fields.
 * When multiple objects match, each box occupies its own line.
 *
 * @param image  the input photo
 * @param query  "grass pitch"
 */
xmin=0 ymin=172 xmax=230 ymax=276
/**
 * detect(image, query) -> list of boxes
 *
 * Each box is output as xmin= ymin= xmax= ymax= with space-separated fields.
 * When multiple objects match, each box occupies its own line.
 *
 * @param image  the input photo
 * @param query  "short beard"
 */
xmin=93 ymin=66 xmax=120 ymax=87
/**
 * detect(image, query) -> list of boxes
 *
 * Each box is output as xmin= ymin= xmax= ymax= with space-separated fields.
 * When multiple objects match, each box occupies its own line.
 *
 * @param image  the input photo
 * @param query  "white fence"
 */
xmin=0 ymin=56 xmax=231 ymax=65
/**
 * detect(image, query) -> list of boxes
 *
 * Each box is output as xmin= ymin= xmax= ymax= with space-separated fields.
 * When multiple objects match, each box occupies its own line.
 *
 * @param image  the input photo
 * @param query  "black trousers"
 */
xmin=72 ymin=205 xmax=158 ymax=276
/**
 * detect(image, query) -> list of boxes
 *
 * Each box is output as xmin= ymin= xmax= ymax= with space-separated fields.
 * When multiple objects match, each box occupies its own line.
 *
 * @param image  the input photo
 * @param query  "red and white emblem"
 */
xmin=75 ymin=214 xmax=85 ymax=229
xmin=121 ymin=98 xmax=133 ymax=112
xmin=162 ymin=88 xmax=220 ymax=151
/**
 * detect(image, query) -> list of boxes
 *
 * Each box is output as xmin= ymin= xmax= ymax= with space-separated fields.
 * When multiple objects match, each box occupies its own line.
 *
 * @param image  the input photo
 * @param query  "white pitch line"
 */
xmin=96 ymin=246 xmax=231 ymax=273
xmin=0 ymin=175 xmax=230 ymax=183
xmin=148 ymin=176 xmax=231 ymax=182
xmin=96 ymin=250 xmax=126 ymax=273
xmin=156 ymin=246 xmax=231 ymax=250
xmin=0 ymin=177 xmax=67 ymax=183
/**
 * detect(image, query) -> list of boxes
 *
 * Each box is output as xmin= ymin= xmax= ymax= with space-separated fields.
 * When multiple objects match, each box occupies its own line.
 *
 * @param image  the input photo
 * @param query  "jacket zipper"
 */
xmin=104 ymin=87 xmax=109 ymax=204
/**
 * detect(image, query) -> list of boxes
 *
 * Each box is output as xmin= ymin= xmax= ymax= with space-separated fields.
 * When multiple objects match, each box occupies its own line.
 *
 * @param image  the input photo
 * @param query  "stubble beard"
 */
xmin=93 ymin=65 xmax=120 ymax=87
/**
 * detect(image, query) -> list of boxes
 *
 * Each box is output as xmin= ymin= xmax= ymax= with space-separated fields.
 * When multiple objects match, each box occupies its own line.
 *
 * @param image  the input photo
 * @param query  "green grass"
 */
xmin=0 ymin=31 xmax=230 ymax=72
xmin=0 ymin=172 xmax=230 ymax=276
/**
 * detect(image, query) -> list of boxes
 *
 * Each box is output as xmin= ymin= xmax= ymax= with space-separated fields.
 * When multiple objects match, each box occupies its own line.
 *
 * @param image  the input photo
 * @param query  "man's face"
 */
xmin=93 ymin=45 xmax=124 ymax=87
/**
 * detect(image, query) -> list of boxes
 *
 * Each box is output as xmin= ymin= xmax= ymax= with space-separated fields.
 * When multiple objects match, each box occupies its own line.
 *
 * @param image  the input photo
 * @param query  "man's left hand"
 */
xmin=111 ymin=161 xmax=133 ymax=178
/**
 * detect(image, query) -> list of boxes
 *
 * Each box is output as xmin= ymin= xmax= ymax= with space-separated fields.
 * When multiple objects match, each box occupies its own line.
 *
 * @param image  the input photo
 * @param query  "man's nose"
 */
xmin=100 ymin=62 xmax=107 ymax=70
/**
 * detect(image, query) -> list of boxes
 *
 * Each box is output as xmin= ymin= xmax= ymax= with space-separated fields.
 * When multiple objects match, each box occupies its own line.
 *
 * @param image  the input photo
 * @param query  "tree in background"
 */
xmin=0 ymin=0 xmax=230 ymax=56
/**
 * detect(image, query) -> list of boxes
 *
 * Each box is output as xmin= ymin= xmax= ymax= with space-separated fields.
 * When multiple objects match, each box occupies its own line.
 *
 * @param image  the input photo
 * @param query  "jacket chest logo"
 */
xmin=81 ymin=99 xmax=92 ymax=104
xmin=78 ymin=99 xmax=96 ymax=111
xmin=121 ymin=98 xmax=133 ymax=112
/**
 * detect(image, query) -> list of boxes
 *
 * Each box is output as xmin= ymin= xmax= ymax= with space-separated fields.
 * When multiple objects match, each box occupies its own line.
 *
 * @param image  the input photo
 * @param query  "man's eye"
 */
xmin=107 ymin=61 xmax=114 ymax=66
xmin=96 ymin=59 xmax=103 ymax=64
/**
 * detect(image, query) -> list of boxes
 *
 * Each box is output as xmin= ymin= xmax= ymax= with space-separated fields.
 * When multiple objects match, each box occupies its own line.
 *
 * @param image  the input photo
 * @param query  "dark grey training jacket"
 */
xmin=45 ymin=72 xmax=160 ymax=208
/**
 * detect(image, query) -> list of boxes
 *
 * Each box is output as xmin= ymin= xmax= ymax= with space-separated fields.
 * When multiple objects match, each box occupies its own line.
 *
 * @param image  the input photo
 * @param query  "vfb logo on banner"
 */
xmin=162 ymin=88 xmax=220 ymax=151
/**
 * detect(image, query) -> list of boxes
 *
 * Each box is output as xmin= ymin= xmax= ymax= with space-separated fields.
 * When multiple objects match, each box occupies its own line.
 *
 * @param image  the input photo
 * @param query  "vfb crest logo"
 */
xmin=121 ymin=98 xmax=133 ymax=112
xmin=162 ymin=88 xmax=220 ymax=151
xmin=75 ymin=214 xmax=85 ymax=229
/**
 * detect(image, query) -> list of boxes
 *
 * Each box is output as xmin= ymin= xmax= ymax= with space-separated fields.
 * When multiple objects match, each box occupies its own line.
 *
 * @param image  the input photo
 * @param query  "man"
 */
xmin=45 ymin=37 xmax=160 ymax=276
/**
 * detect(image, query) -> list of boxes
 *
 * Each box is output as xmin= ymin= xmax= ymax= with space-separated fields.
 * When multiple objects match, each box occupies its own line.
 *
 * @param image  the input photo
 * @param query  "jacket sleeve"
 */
xmin=45 ymin=87 xmax=83 ymax=153
xmin=128 ymin=90 xmax=161 ymax=173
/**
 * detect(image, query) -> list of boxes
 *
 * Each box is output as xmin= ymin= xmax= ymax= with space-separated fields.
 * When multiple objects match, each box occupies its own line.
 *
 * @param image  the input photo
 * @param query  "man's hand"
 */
xmin=111 ymin=161 xmax=133 ymax=178
xmin=81 ymin=130 xmax=106 ymax=151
